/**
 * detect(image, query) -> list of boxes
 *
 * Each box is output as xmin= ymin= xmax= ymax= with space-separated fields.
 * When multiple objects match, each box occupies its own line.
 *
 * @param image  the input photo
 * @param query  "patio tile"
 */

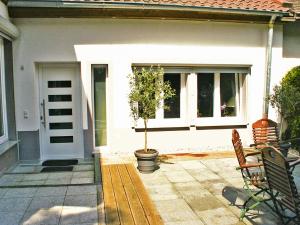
xmin=159 ymin=163 xmax=185 ymax=172
xmin=27 ymin=196 xmax=64 ymax=211
xmin=73 ymin=165 xmax=94 ymax=171
xmin=0 ymin=211 xmax=24 ymax=225
xmin=196 ymin=207 xmax=239 ymax=225
xmin=165 ymin=220 xmax=205 ymax=225
xmin=3 ymin=187 xmax=37 ymax=198
xmin=147 ymin=184 xmax=180 ymax=201
xmin=184 ymin=195 xmax=224 ymax=212
xmin=0 ymin=197 xmax=31 ymax=212
xmin=23 ymin=174 xmax=49 ymax=181
xmin=17 ymin=180 xmax=46 ymax=186
xmin=66 ymin=185 xmax=97 ymax=196
xmin=70 ymin=178 xmax=94 ymax=184
xmin=35 ymin=186 xmax=67 ymax=197
xmin=48 ymin=172 xmax=73 ymax=179
xmin=177 ymin=160 xmax=207 ymax=170
xmin=155 ymin=199 xmax=194 ymax=213
xmin=60 ymin=206 xmax=98 ymax=225
xmin=45 ymin=178 xmax=71 ymax=185
xmin=72 ymin=171 xmax=94 ymax=178
xmin=0 ymin=188 xmax=8 ymax=198
xmin=202 ymin=180 xmax=230 ymax=194
xmin=11 ymin=165 xmax=39 ymax=173
xmin=188 ymin=169 xmax=220 ymax=182
xmin=0 ymin=174 xmax=24 ymax=183
xmin=21 ymin=206 xmax=62 ymax=225
xmin=164 ymin=170 xmax=195 ymax=183
xmin=64 ymin=195 xmax=97 ymax=207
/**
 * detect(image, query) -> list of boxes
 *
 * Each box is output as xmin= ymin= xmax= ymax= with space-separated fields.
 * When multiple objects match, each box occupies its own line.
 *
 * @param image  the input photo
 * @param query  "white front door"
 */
xmin=39 ymin=64 xmax=84 ymax=160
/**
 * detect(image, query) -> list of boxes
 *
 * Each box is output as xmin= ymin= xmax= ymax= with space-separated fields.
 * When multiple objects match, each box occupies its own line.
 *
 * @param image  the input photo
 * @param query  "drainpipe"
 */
xmin=262 ymin=15 xmax=277 ymax=118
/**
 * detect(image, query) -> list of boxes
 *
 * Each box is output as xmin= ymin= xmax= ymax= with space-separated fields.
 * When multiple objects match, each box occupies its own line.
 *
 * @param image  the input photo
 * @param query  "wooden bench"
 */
xmin=101 ymin=163 xmax=164 ymax=225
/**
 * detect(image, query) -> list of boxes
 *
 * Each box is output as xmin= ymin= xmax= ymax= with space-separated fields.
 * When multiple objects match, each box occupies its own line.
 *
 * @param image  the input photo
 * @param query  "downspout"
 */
xmin=262 ymin=15 xmax=277 ymax=118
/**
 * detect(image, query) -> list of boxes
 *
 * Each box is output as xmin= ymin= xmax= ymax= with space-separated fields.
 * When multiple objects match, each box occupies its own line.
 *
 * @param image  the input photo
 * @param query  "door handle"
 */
xmin=41 ymin=99 xmax=46 ymax=128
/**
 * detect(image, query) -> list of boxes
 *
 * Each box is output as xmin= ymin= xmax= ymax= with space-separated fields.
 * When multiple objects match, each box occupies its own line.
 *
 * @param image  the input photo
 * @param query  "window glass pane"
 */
xmin=49 ymin=122 xmax=73 ymax=130
xmin=49 ymin=108 xmax=72 ymax=116
xmin=48 ymin=80 xmax=71 ymax=88
xmin=220 ymin=73 xmax=237 ymax=117
xmin=50 ymin=136 xmax=73 ymax=143
xmin=164 ymin=73 xmax=180 ymax=118
xmin=94 ymin=66 xmax=107 ymax=146
xmin=197 ymin=73 xmax=214 ymax=117
xmin=48 ymin=95 xmax=72 ymax=102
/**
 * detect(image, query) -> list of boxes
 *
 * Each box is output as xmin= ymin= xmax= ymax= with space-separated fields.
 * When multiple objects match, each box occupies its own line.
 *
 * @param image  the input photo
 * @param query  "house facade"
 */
xmin=0 ymin=0 xmax=298 ymax=165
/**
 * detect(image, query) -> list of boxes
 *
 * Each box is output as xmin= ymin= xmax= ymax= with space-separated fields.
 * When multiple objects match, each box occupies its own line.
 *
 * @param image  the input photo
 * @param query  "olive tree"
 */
xmin=128 ymin=66 xmax=175 ymax=153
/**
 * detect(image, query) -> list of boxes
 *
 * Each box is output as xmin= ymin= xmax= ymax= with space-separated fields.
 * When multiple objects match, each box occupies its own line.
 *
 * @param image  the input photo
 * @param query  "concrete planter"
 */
xmin=134 ymin=149 xmax=159 ymax=173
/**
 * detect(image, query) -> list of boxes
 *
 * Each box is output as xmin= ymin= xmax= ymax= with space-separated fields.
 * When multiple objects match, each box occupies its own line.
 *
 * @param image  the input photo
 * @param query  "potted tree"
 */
xmin=269 ymin=66 xmax=300 ymax=150
xmin=128 ymin=66 xmax=175 ymax=173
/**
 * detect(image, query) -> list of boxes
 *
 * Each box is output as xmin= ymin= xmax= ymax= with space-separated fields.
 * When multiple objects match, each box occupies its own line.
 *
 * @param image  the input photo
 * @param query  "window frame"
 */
xmin=133 ymin=66 xmax=249 ymax=128
xmin=0 ymin=37 xmax=8 ymax=144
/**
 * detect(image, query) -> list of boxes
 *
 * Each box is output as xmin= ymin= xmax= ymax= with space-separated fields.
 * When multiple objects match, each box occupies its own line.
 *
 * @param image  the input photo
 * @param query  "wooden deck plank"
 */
xmin=126 ymin=164 xmax=164 ymax=225
xmin=101 ymin=164 xmax=120 ymax=225
xmin=110 ymin=164 xmax=135 ymax=225
xmin=117 ymin=164 xmax=150 ymax=225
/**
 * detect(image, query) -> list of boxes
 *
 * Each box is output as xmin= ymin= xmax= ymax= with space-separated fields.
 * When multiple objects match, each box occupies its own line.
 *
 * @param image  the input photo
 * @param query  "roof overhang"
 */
xmin=7 ymin=0 xmax=291 ymax=21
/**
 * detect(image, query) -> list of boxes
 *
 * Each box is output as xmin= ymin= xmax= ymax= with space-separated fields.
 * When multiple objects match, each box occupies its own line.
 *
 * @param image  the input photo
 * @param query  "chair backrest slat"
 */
xmin=261 ymin=146 xmax=299 ymax=213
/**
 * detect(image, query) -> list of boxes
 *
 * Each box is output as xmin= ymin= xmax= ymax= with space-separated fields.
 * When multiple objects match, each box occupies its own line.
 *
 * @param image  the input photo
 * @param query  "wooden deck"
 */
xmin=101 ymin=163 xmax=164 ymax=225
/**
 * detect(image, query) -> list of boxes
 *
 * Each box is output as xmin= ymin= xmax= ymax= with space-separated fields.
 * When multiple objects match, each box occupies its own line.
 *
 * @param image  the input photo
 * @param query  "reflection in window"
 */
xmin=93 ymin=66 xmax=107 ymax=147
xmin=197 ymin=73 xmax=214 ymax=117
xmin=220 ymin=73 xmax=237 ymax=117
xmin=164 ymin=73 xmax=180 ymax=118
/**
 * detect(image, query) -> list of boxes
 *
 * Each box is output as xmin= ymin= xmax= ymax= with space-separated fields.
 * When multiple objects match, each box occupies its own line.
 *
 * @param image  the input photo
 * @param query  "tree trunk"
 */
xmin=144 ymin=119 xmax=148 ymax=152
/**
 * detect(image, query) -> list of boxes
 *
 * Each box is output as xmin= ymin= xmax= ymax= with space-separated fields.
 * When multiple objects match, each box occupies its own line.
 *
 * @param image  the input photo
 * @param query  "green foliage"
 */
xmin=269 ymin=66 xmax=300 ymax=147
xmin=128 ymin=66 xmax=175 ymax=122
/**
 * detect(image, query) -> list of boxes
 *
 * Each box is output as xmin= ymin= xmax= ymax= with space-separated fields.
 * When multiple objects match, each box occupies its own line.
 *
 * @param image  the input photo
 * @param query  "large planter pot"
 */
xmin=134 ymin=149 xmax=159 ymax=173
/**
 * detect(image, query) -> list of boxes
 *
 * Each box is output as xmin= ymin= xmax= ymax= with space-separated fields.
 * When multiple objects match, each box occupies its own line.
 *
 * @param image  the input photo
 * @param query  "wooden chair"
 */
xmin=232 ymin=129 xmax=271 ymax=219
xmin=252 ymin=117 xmax=290 ymax=156
xmin=261 ymin=146 xmax=300 ymax=224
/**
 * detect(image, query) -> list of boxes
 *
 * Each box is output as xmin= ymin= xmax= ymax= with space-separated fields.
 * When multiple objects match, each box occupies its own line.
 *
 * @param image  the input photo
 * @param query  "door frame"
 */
xmin=38 ymin=63 xmax=84 ymax=161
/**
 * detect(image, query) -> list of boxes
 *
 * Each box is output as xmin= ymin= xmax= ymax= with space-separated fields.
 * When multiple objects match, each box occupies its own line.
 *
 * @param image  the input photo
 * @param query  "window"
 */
xmin=0 ymin=38 xmax=7 ymax=144
xmin=133 ymin=66 xmax=248 ymax=128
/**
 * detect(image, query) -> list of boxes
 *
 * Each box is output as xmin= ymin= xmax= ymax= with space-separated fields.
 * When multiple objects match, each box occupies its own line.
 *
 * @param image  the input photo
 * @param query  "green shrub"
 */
xmin=269 ymin=66 xmax=300 ymax=149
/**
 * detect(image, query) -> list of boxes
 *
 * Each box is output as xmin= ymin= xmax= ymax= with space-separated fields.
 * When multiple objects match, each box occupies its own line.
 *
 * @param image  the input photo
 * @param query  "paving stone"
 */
xmin=0 ymin=197 xmax=31 ymax=212
xmin=147 ymin=184 xmax=180 ymax=201
xmin=72 ymin=171 xmax=94 ymax=178
xmin=0 ymin=211 xmax=24 ymax=225
xmin=27 ymin=196 xmax=64 ymax=211
xmin=0 ymin=174 xmax=24 ymax=183
xmin=177 ymin=160 xmax=207 ymax=170
xmin=160 ymin=210 xmax=199 ymax=223
xmin=36 ymin=186 xmax=67 ymax=197
xmin=73 ymin=165 xmax=94 ymax=171
xmin=159 ymin=163 xmax=185 ymax=172
xmin=21 ymin=206 xmax=62 ymax=225
xmin=155 ymin=199 xmax=194 ymax=213
xmin=165 ymin=220 xmax=205 ymax=225
xmin=70 ymin=178 xmax=94 ymax=184
xmin=60 ymin=206 xmax=98 ymax=225
xmin=17 ymin=180 xmax=46 ymax=186
xmin=64 ymin=195 xmax=97 ymax=207
xmin=196 ymin=207 xmax=239 ymax=225
xmin=45 ymin=178 xmax=71 ymax=185
xmin=66 ymin=185 xmax=97 ymax=195
xmin=48 ymin=172 xmax=73 ymax=179
xmin=23 ymin=174 xmax=49 ymax=181
xmin=3 ymin=187 xmax=37 ymax=198
xmin=184 ymin=195 xmax=224 ymax=212
xmin=188 ymin=169 xmax=220 ymax=182
xmin=11 ymin=166 xmax=38 ymax=173
xmin=0 ymin=188 xmax=8 ymax=198
xmin=165 ymin=170 xmax=195 ymax=183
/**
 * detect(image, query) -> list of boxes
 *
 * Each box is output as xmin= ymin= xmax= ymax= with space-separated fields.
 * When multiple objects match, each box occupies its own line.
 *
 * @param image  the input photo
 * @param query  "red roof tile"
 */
xmin=69 ymin=0 xmax=290 ymax=13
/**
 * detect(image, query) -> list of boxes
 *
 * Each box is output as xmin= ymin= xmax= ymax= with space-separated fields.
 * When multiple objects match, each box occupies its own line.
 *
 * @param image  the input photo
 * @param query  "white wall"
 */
xmin=12 ymin=18 xmax=287 ymax=155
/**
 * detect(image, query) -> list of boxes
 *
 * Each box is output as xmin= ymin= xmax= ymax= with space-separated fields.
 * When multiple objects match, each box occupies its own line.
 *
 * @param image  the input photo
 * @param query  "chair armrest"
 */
xmin=240 ymin=162 xmax=263 ymax=169
xmin=289 ymin=158 xmax=300 ymax=168
xmin=245 ymin=151 xmax=261 ymax=157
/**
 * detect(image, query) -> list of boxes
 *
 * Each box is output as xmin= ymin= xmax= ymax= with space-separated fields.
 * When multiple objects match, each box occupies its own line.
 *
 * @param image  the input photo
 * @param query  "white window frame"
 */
xmin=136 ymin=72 xmax=188 ymax=128
xmin=195 ymin=70 xmax=247 ymax=127
xmin=0 ymin=37 xmax=8 ymax=144
xmin=134 ymin=66 xmax=249 ymax=128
